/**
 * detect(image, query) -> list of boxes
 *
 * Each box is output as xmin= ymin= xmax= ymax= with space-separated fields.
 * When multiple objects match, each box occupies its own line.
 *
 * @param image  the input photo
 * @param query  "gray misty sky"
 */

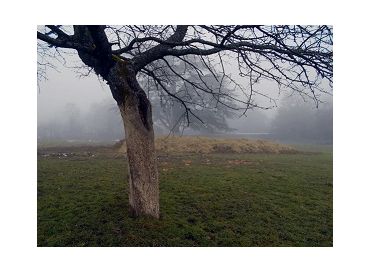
xmin=37 ymin=42 xmax=332 ymax=126
xmin=37 ymin=55 xmax=114 ymax=125
xmin=37 ymin=59 xmax=275 ymax=126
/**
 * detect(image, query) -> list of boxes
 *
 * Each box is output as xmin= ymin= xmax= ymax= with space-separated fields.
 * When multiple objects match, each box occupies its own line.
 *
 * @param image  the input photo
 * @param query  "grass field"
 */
xmin=37 ymin=143 xmax=332 ymax=247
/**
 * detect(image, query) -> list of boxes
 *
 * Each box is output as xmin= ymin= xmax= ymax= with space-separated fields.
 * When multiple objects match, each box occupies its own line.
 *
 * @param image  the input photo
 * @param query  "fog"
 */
xmin=37 ymin=55 xmax=332 ymax=145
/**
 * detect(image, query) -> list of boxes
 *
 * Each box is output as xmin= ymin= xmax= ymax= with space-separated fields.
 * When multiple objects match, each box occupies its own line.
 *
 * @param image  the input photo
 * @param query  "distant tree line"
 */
xmin=37 ymin=96 xmax=235 ymax=141
xmin=38 ymin=100 xmax=124 ymax=142
xmin=270 ymin=97 xmax=333 ymax=144
xmin=38 ymin=96 xmax=332 ymax=144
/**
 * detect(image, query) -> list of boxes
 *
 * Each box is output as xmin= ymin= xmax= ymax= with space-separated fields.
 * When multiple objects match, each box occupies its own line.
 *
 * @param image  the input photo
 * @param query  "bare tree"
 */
xmin=149 ymin=58 xmax=237 ymax=135
xmin=37 ymin=25 xmax=333 ymax=218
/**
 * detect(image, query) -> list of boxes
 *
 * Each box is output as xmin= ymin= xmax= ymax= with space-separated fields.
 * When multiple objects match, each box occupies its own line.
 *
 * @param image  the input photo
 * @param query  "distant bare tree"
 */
xmin=37 ymin=25 xmax=333 ymax=218
xmin=148 ymin=58 xmax=237 ymax=135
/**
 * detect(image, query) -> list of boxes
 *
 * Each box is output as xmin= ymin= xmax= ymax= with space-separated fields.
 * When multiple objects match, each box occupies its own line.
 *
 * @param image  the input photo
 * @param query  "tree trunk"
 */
xmin=108 ymin=62 xmax=159 ymax=219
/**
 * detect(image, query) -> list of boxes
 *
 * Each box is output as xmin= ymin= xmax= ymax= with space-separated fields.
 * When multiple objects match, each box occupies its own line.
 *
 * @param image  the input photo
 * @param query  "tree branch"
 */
xmin=37 ymin=31 xmax=93 ymax=53
xmin=131 ymin=25 xmax=189 ymax=72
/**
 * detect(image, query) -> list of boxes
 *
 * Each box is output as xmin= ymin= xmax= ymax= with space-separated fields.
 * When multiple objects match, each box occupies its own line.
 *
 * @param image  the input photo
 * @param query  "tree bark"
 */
xmin=108 ymin=61 xmax=160 ymax=218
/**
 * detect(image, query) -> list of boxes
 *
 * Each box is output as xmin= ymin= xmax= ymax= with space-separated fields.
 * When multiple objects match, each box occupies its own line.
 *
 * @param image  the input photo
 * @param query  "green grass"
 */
xmin=37 ymin=148 xmax=332 ymax=246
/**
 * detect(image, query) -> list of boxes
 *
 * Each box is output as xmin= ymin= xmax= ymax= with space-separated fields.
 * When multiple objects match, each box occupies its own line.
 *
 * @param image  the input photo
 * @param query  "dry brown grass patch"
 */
xmin=117 ymin=136 xmax=297 ymax=155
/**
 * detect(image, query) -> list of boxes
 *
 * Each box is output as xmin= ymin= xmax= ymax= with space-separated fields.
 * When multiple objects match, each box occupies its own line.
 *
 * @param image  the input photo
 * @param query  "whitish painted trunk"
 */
xmin=118 ymin=90 xmax=159 ymax=218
